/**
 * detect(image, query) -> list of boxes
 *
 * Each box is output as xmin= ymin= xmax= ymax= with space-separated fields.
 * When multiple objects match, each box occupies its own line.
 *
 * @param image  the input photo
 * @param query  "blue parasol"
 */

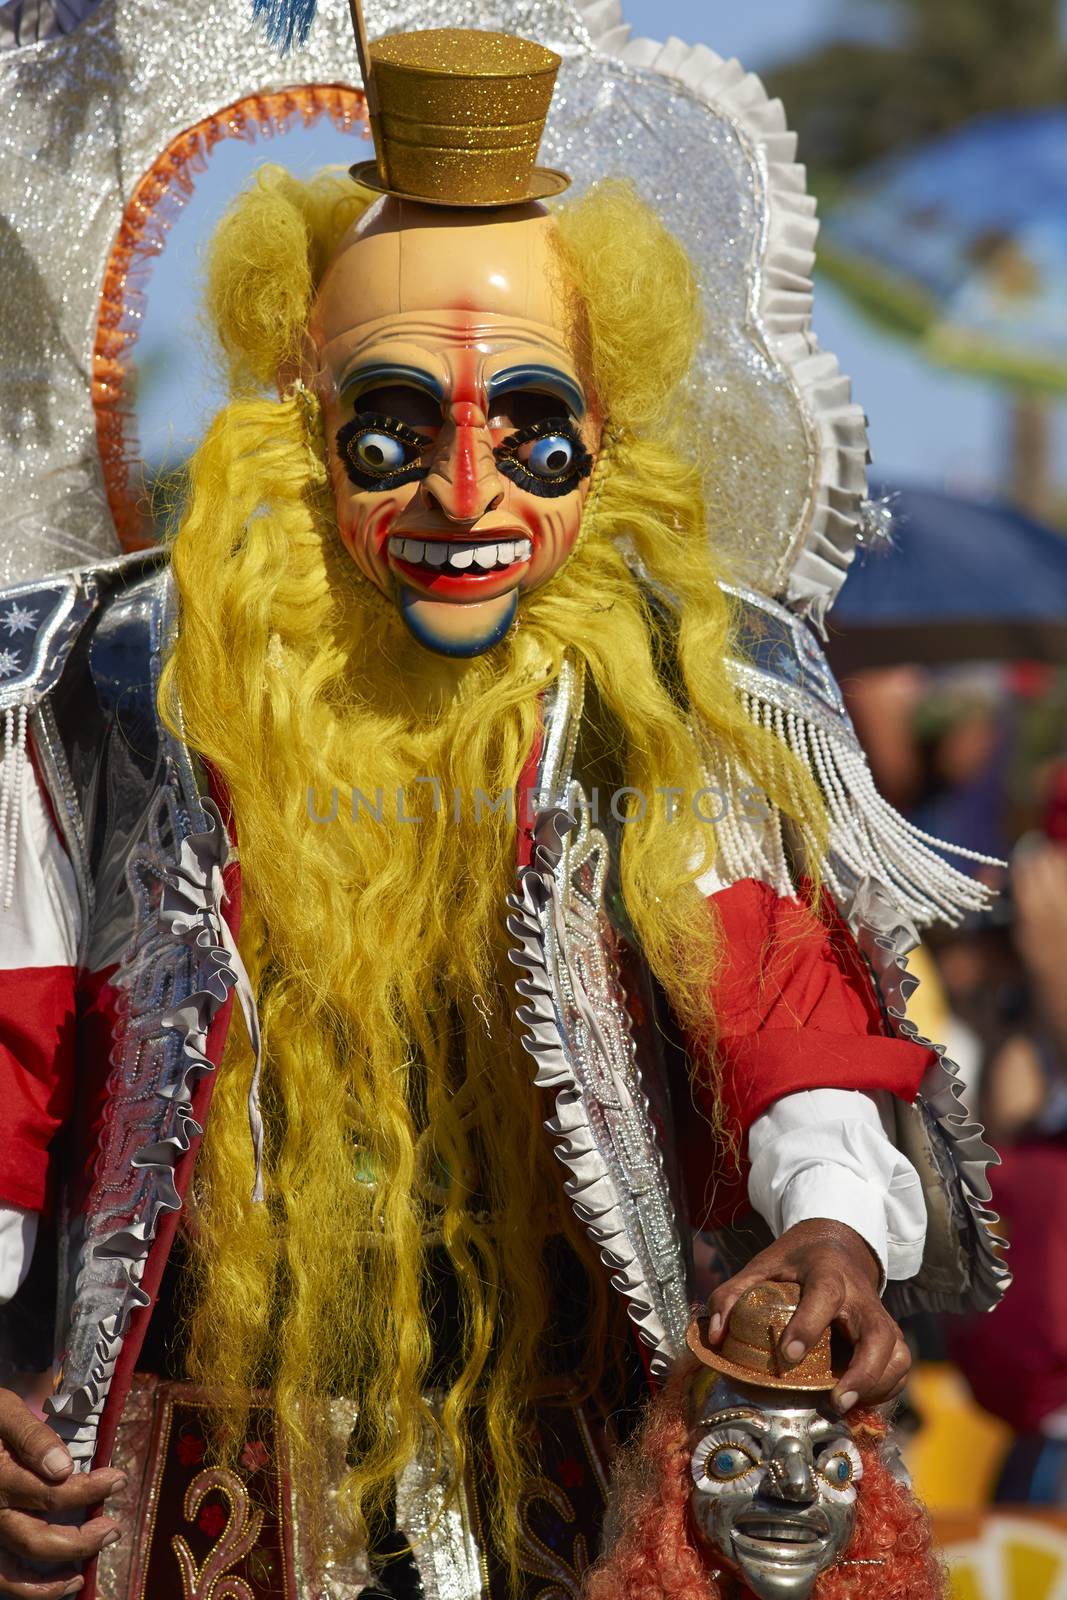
xmin=822 ymin=109 xmax=1067 ymax=393
xmin=828 ymin=486 xmax=1067 ymax=669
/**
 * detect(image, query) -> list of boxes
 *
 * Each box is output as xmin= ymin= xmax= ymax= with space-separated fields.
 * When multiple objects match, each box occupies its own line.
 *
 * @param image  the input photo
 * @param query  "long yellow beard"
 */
xmin=174 ymin=516 xmax=572 ymax=1553
xmin=163 ymin=394 xmax=821 ymax=1567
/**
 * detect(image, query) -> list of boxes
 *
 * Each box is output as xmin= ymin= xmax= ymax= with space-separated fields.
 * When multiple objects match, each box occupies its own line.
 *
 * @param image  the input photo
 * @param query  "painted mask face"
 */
xmin=688 ymin=1379 xmax=862 ymax=1600
xmin=309 ymin=198 xmax=600 ymax=658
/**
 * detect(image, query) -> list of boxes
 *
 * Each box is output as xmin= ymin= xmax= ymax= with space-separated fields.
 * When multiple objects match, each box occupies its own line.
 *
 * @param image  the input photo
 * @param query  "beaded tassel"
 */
xmin=0 ymin=705 xmax=28 ymax=912
xmin=735 ymin=690 xmax=999 ymax=926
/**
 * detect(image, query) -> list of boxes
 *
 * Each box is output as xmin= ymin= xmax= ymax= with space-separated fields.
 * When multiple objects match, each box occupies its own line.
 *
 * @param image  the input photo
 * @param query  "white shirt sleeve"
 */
xmin=0 ymin=1204 xmax=38 ymax=1305
xmin=0 ymin=746 xmax=80 ymax=969
xmin=747 ymin=1088 xmax=927 ymax=1287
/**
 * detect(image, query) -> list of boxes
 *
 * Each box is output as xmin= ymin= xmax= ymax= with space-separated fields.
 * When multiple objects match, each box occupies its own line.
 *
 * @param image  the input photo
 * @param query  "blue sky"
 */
xmin=134 ymin=0 xmax=1066 ymax=505
xmin=616 ymin=0 xmax=1067 ymax=501
xmin=624 ymin=0 xmax=1067 ymax=70
xmin=621 ymin=0 xmax=881 ymax=69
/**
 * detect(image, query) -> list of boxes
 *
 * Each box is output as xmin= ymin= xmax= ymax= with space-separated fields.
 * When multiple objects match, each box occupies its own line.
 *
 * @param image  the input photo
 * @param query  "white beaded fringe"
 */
xmin=0 ymin=704 xmax=28 ymax=912
xmin=712 ymin=692 xmax=999 ymax=927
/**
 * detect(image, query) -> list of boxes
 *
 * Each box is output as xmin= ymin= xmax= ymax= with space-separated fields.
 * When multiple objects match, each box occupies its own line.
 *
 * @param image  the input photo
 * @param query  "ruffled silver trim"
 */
xmin=45 ymin=800 xmax=247 ymax=1464
xmin=506 ymin=802 xmax=690 ymax=1376
xmin=851 ymin=882 xmax=1009 ymax=1318
xmin=575 ymin=0 xmax=869 ymax=624
xmin=5 ymin=0 xmax=862 ymax=626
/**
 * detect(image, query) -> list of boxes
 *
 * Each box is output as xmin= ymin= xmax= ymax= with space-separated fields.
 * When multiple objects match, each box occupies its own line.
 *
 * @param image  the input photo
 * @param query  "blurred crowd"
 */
xmin=848 ymin=658 xmax=1067 ymax=1507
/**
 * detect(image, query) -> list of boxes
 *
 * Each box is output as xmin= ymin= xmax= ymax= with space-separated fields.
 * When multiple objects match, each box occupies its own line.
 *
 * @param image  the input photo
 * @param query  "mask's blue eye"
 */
xmin=823 ymin=1454 xmax=853 ymax=1486
xmin=495 ymin=419 xmax=593 ymax=500
xmin=337 ymin=413 xmax=431 ymax=491
xmin=710 ymin=1446 xmax=755 ymax=1480
xmin=523 ymin=434 xmax=575 ymax=478
xmin=355 ymin=431 xmax=408 ymax=473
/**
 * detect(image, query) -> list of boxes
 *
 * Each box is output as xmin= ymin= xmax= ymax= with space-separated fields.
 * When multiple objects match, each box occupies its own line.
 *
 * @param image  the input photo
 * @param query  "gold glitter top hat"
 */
xmin=686 ymin=1283 xmax=846 ymax=1392
xmin=348 ymin=24 xmax=571 ymax=208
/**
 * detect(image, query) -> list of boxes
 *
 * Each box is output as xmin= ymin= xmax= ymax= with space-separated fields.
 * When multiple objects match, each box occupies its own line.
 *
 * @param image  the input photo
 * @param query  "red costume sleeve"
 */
xmin=0 ymin=749 xmax=80 ymax=1212
xmin=681 ymin=877 xmax=936 ymax=1228
xmin=0 ymin=970 xmax=77 ymax=1211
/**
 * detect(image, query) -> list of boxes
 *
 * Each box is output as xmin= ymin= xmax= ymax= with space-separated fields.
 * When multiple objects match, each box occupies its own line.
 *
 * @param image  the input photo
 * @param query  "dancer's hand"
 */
xmin=0 ymin=1388 xmax=125 ymax=1597
xmin=704 ymin=1218 xmax=911 ymax=1413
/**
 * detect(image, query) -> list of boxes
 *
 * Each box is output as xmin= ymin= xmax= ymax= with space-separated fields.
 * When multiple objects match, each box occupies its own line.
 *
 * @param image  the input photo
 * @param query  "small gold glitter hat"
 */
xmin=686 ymin=1283 xmax=846 ymax=1392
xmin=349 ymin=26 xmax=571 ymax=208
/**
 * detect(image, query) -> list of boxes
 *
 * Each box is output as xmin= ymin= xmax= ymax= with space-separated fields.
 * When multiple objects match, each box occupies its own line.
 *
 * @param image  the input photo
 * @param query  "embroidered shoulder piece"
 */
xmin=0 ymin=572 xmax=93 ymax=710
xmin=0 ymin=550 xmax=161 ymax=914
xmin=0 ymin=550 xmax=157 ymax=712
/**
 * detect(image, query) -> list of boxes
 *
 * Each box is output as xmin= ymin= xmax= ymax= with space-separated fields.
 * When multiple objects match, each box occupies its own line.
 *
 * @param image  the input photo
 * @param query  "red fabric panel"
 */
xmin=515 ymin=715 xmax=545 ymax=872
xmin=680 ymin=878 xmax=935 ymax=1228
xmin=0 ymin=966 xmax=77 ymax=1211
xmin=708 ymin=877 xmax=885 ymax=1042
xmin=716 ymin=1031 xmax=932 ymax=1135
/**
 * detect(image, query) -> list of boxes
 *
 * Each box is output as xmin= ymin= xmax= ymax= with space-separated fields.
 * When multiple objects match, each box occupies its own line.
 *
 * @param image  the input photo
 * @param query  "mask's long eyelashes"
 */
xmin=816 ymin=1440 xmax=863 ymax=1504
xmin=494 ymin=417 xmax=593 ymax=499
xmin=337 ymin=412 xmax=432 ymax=492
xmin=691 ymin=1427 xmax=764 ymax=1492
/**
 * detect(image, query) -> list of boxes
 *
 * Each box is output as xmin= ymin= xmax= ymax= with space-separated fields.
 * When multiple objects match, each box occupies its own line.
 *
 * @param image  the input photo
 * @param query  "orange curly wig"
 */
xmin=584 ymin=1358 xmax=946 ymax=1600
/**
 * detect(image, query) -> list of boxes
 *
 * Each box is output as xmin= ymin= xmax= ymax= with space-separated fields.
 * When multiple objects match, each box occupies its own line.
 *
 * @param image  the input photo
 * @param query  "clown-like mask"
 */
xmin=689 ymin=1378 xmax=862 ymax=1600
xmin=309 ymin=197 xmax=600 ymax=658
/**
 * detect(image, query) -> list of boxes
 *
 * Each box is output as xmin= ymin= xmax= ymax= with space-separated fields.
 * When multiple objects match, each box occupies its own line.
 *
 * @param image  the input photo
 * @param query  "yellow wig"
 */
xmin=162 ymin=165 xmax=824 ymax=1573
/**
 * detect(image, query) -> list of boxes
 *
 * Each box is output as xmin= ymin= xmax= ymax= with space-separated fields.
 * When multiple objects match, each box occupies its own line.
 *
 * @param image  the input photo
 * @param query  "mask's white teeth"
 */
xmin=388 ymin=536 xmax=427 ymax=564
xmin=389 ymin=535 xmax=533 ymax=573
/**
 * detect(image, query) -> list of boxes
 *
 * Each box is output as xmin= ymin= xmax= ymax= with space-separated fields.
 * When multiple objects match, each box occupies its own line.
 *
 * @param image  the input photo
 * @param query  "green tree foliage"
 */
xmin=765 ymin=0 xmax=1067 ymax=184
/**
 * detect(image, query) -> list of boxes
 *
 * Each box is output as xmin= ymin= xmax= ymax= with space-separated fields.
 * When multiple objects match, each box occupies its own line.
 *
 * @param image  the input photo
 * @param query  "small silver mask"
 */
xmin=689 ymin=1378 xmax=862 ymax=1600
